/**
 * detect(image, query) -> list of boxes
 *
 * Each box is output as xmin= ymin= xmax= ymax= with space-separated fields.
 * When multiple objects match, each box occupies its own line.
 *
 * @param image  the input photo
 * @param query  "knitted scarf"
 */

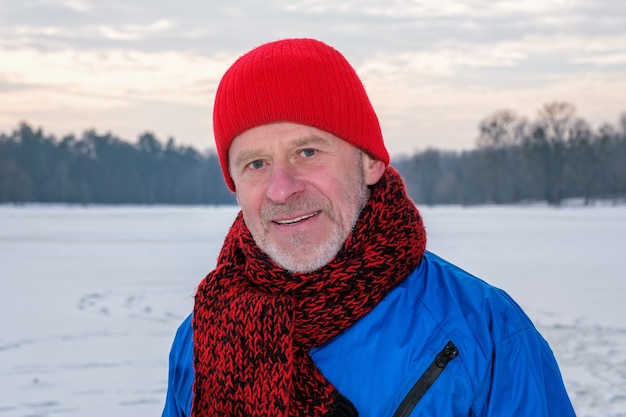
xmin=192 ymin=167 xmax=426 ymax=417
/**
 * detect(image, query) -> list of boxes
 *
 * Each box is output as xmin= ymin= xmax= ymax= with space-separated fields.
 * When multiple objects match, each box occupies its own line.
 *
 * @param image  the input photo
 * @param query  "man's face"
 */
xmin=228 ymin=122 xmax=385 ymax=273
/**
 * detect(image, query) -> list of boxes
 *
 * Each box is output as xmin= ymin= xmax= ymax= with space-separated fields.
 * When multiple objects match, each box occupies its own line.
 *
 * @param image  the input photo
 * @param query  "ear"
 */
xmin=362 ymin=153 xmax=386 ymax=185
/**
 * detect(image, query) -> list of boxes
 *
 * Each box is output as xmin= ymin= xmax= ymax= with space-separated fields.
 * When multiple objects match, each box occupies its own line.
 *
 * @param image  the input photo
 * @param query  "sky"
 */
xmin=1 ymin=0 xmax=625 ymax=157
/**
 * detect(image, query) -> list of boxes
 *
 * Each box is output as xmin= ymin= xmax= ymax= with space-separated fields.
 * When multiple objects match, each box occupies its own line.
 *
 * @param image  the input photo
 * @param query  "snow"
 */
xmin=0 ymin=204 xmax=625 ymax=416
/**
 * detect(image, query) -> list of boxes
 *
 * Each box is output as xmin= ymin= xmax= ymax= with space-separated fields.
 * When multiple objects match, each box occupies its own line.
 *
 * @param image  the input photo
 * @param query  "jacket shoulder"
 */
xmin=407 ymin=252 xmax=574 ymax=416
xmin=416 ymin=251 xmax=537 ymax=344
xmin=313 ymin=251 xmax=574 ymax=416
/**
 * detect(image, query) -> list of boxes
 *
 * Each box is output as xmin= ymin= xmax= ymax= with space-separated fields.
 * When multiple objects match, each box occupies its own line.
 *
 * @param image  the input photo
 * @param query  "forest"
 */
xmin=0 ymin=124 xmax=236 ymax=205
xmin=1 ymin=102 xmax=625 ymax=206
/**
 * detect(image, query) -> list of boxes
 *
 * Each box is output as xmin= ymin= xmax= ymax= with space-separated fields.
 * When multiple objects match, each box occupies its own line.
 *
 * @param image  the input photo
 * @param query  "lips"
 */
xmin=273 ymin=212 xmax=318 ymax=225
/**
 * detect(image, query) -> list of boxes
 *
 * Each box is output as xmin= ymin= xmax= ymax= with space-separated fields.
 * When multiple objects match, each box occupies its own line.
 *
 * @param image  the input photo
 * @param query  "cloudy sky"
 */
xmin=1 ymin=0 xmax=625 ymax=156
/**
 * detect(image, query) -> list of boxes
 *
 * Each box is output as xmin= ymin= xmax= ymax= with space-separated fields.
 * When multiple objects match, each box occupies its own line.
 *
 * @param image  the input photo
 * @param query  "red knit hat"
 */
xmin=213 ymin=38 xmax=389 ymax=191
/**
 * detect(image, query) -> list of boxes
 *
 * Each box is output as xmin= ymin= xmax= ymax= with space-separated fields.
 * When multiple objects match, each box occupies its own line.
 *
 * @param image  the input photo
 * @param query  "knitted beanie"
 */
xmin=213 ymin=38 xmax=389 ymax=191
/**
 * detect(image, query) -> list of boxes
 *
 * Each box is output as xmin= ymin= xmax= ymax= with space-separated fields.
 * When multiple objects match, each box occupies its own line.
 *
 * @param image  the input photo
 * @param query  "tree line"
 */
xmin=1 ymin=101 xmax=625 ymax=206
xmin=395 ymin=102 xmax=626 ymax=206
xmin=0 ymin=124 xmax=235 ymax=205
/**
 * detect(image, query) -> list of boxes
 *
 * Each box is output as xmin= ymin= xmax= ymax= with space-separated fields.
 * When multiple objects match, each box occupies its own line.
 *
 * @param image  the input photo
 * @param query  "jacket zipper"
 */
xmin=392 ymin=340 xmax=459 ymax=417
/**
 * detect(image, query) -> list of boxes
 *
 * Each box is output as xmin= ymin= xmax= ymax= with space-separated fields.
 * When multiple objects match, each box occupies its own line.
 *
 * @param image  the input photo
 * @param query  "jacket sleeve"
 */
xmin=474 ymin=327 xmax=576 ymax=416
xmin=162 ymin=314 xmax=195 ymax=417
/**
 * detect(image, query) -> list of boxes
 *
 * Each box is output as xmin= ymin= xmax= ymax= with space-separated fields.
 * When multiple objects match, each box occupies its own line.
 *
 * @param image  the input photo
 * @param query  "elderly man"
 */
xmin=162 ymin=38 xmax=575 ymax=417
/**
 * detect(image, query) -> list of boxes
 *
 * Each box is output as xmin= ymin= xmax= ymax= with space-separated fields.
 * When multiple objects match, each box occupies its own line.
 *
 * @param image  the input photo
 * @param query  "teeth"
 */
xmin=276 ymin=213 xmax=316 ymax=225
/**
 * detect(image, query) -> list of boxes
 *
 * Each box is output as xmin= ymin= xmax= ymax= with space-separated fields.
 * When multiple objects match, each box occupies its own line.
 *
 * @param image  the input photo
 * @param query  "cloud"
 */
xmin=96 ymin=20 xmax=173 ymax=41
xmin=62 ymin=0 xmax=90 ymax=12
xmin=0 ymin=46 xmax=232 ymax=102
xmin=0 ymin=0 xmax=624 ymax=154
xmin=282 ymin=0 xmax=577 ymax=17
xmin=362 ymin=67 xmax=626 ymax=154
xmin=573 ymin=53 xmax=626 ymax=67
xmin=357 ymin=33 xmax=626 ymax=88
xmin=0 ymin=45 xmax=234 ymax=143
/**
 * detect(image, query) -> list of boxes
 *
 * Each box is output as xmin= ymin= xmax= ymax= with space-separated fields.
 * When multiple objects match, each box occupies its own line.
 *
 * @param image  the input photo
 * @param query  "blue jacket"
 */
xmin=162 ymin=251 xmax=575 ymax=416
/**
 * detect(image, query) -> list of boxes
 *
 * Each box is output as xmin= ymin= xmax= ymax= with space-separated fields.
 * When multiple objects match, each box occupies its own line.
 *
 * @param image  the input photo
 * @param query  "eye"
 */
xmin=300 ymin=148 xmax=317 ymax=158
xmin=247 ymin=160 xmax=265 ymax=170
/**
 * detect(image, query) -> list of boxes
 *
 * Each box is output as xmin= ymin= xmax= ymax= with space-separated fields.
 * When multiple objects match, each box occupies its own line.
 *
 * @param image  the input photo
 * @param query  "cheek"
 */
xmin=236 ymin=191 xmax=260 ymax=221
xmin=235 ymin=179 xmax=264 ymax=206
xmin=237 ymin=185 xmax=271 ymax=222
xmin=238 ymin=195 xmax=259 ymax=217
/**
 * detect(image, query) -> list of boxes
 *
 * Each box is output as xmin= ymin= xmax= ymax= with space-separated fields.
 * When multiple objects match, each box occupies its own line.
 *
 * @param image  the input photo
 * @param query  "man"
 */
xmin=162 ymin=38 xmax=575 ymax=417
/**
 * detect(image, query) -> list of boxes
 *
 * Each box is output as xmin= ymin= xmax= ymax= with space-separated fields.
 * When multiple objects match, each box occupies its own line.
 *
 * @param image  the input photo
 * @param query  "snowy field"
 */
xmin=0 ymin=204 xmax=625 ymax=417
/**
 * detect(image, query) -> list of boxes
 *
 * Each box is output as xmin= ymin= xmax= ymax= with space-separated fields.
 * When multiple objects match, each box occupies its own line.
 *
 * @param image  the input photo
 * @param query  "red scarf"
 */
xmin=192 ymin=167 xmax=426 ymax=416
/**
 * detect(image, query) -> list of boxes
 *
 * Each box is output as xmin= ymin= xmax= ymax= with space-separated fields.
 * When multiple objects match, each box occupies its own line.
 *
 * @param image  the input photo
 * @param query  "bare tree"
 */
xmin=475 ymin=110 xmax=527 ymax=203
xmin=522 ymin=102 xmax=581 ymax=205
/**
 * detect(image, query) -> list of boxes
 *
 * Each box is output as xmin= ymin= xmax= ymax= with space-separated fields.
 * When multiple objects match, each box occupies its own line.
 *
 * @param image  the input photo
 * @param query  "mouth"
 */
xmin=273 ymin=212 xmax=319 ymax=225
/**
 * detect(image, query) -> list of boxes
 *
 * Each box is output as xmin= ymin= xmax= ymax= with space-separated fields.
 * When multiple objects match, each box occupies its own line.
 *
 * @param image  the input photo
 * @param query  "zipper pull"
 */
xmin=436 ymin=341 xmax=458 ymax=368
xmin=392 ymin=341 xmax=460 ymax=417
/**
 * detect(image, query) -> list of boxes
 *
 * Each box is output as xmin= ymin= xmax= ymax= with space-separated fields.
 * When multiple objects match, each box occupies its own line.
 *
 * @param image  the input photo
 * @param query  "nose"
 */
xmin=265 ymin=161 xmax=304 ymax=204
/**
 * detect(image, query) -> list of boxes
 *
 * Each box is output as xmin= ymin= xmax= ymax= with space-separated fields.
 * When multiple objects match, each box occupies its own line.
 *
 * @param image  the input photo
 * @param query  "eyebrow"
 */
xmin=231 ymin=149 xmax=258 ymax=168
xmin=231 ymin=135 xmax=330 ymax=168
